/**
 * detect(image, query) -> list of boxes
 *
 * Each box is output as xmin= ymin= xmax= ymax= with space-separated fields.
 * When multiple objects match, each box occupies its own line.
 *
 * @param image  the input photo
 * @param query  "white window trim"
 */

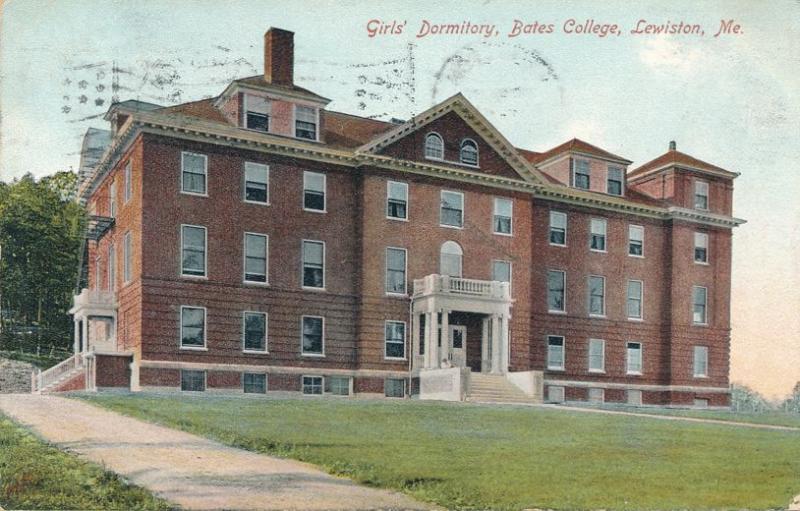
xmin=547 ymin=269 xmax=566 ymax=314
xmin=693 ymin=346 xmax=709 ymax=378
xmin=179 ymin=305 xmax=208 ymax=351
xmin=385 ymin=247 xmax=408 ymax=297
xmin=123 ymin=161 xmax=132 ymax=203
xmin=692 ymin=285 xmax=709 ymax=326
xmin=243 ymin=232 xmax=269 ymax=286
xmin=242 ymin=372 xmax=268 ymax=393
xmin=107 ymin=244 xmax=116 ymax=292
xmin=243 ymin=93 xmax=271 ymax=132
xmin=243 ymin=162 xmax=270 ymax=206
xmin=180 ymin=151 xmax=208 ymax=197
xmin=588 ymin=338 xmax=606 ymax=374
xmin=424 ymin=132 xmax=445 ymax=162
xmin=628 ymin=224 xmax=645 ymax=258
xmin=386 ymin=180 xmax=409 ymax=222
xmin=122 ymin=231 xmax=132 ymax=285
xmin=301 ymin=375 xmax=325 ymax=396
xmin=242 ymin=311 xmax=268 ymax=354
xmin=492 ymin=197 xmax=513 ymax=237
xmin=180 ymin=369 xmax=207 ymax=392
xmin=384 ymin=320 xmax=407 ymax=361
xmin=301 ymin=239 xmax=326 ymax=291
xmin=589 ymin=218 xmax=608 ymax=253
xmin=549 ymin=211 xmax=568 ymax=247
xmin=546 ymin=335 xmax=566 ymax=371
xmin=588 ymin=275 xmax=606 ymax=318
xmin=626 ymin=342 xmax=643 ymax=376
xmin=572 ymin=159 xmax=591 ymax=189
xmin=293 ymin=104 xmax=320 ymax=142
xmin=325 ymin=375 xmax=353 ymax=397
xmin=606 ymin=166 xmax=625 ymax=196
xmin=459 ymin=138 xmax=480 ymax=168
xmin=694 ymin=232 xmax=710 ymax=265
xmin=300 ymin=315 xmax=325 ymax=357
xmin=439 ymin=190 xmax=465 ymax=229
xmin=694 ymin=180 xmax=709 ymax=211
xmin=627 ymin=279 xmax=644 ymax=321
xmin=109 ymin=180 xmax=117 ymax=217
xmin=302 ymin=171 xmax=327 ymax=213
xmin=180 ymin=224 xmax=208 ymax=279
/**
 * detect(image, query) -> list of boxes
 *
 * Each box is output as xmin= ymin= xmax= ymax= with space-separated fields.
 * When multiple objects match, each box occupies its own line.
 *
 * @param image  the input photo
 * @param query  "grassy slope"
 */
xmin=590 ymin=405 xmax=800 ymax=428
xmin=81 ymin=394 xmax=800 ymax=511
xmin=0 ymin=415 xmax=171 ymax=511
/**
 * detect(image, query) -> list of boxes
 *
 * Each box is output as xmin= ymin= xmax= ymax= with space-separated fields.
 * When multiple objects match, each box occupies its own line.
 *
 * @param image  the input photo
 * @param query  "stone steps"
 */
xmin=467 ymin=373 xmax=536 ymax=405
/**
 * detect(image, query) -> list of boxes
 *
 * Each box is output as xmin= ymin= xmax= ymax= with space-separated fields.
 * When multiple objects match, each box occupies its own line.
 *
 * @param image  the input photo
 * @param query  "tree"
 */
xmin=0 ymin=171 xmax=85 ymax=350
xmin=730 ymin=383 xmax=774 ymax=413
xmin=781 ymin=382 xmax=800 ymax=413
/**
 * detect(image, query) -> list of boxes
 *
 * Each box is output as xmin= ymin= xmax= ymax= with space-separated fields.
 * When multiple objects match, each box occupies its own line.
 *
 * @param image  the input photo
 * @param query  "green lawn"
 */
xmin=586 ymin=405 xmax=800 ymax=429
xmin=0 ymin=414 xmax=171 ymax=511
xmin=79 ymin=394 xmax=800 ymax=511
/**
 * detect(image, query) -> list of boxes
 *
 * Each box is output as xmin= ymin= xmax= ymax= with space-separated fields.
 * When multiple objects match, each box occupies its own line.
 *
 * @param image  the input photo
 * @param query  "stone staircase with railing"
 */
xmin=466 ymin=373 xmax=538 ymax=404
xmin=31 ymin=353 xmax=86 ymax=393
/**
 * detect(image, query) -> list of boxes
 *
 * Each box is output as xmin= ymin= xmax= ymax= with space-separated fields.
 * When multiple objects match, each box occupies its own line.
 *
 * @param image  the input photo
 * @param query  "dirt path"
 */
xmin=0 ymin=394 xmax=432 ymax=510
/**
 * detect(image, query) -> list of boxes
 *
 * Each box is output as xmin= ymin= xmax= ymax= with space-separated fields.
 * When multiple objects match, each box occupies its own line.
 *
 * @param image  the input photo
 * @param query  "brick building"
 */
xmin=43 ymin=28 xmax=743 ymax=407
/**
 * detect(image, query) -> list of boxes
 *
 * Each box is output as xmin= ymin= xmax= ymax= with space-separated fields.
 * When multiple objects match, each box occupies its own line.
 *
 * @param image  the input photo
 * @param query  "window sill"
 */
xmin=628 ymin=254 xmax=645 ymax=259
xmin=439 ymin=224 xmax=464 ymax=230
xmin=386 ymin=215 xmax=409 ymax=222
xmin=180 ymin=191 xmax=208 ymax=198
xmin=547 ymin=367 xmax=565 ymax=372
xmin=589 ymin=314 xmax=607 ymax=319
xmin=693 ymin=322 xmax=709 ymax=327
xmin=180 ymin=346 xmax=208 ymax=351
xmin=301 ymin=353 xmax=326 ymax=358
xmin=493 ymin=231 xmax=513 ymax=237
xmin=550 ymin=243 xmax=567 ymax=248
xmin=243 ymin=280 xmax=270 ymax=287
xmin=548 ymin=310 xmax=567 ymax=315
xmin=303 ymin=208 xmax=327 ymax=214
xmin=181 ymin=274 xmax=208 ymax=280
xmin=694 ymin=261 xmax=710 ymax=266
xmin=385 ymin=357 xmax=407 ymax=362
xmin=588 ymin=369 xmax=605 ymax=374
xmin=302 ymin=286 xmax=327 ymax=292
xmin=386 ymin=292 xmax=409 ymax=299
xmin=626 ymin=372 xmax=642 ymax=377
xmin=589 ymin=249 xmax=607 ymax=254
xmin=243 ymin=349 xmax=269 ymax=355
xmin=693 ymin=374 xmax=709 ymax=379
xmin=627 ymin=317 xmax=644 ymax=322
xmin=244 ymin=200 xmax=270 ymax=206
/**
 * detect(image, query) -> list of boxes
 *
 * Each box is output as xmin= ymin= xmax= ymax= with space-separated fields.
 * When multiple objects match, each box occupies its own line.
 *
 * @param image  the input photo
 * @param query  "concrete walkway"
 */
xmin=0 ymin=394 xmax=432 ymax=510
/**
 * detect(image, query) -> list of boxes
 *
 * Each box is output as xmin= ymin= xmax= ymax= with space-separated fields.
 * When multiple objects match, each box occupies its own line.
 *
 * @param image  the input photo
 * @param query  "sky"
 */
xmin=1 ymin=0 xmax=798 ymax=398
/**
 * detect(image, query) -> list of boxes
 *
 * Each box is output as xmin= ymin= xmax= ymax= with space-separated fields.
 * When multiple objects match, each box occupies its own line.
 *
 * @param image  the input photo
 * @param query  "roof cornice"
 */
xmin=628 ymin=162 xmax=740 ymax=182
xmin=212 ymin=81 xmax=331 ymax=108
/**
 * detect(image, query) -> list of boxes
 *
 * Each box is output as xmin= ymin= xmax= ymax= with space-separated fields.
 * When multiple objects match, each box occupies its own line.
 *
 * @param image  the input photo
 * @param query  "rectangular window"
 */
xmin=181 ymin=152 xmax=207 ymax=195
xmin=493 ymin=197 xmax=512 ymax=235
xmin=386 ymin=181 xmax=408 ymax=220
xmin=607 ymin=166 xmax=623 ymax=196
xmin=694 ymin=398 xmax=709 ymax=408
xmin=588 ymin=339 xmax=605 ymax=373
xmin=301 ymin=316 xmax=324 ymax=356
xmin=693 ymin=286 xmax=708 ymax=325
xmin=325 ymin=376 xmax=351 ymax=396
xmin=243 ymin=373 xmax=267 ymax=394
xmin=547 ymin=270 xmax=566 ymax=313
xmin=181 ymin=225 xmax=207 ymax=277
xmin=245 ymin=94 xmax=270 ymax=132
xmin=588 ymin=388 xmax=605 ymax=403
xmin=180 ymin=306 xmax=206 ymax=349
xmin=440 ymin=190 xmax=464 ymax=228
xmin=109 ymin=181 xmax=117 ymax=217
xmin=627 ymin=389 xmax=643 ymax=406
xmin=385 ymin=247 xmax=407 ymax=295
xmin=628 ymin=225 xmax=644 ymax=256
xmin=547 ymin=335 xmax=565 ymax=370
xmin=244 ymin=162 xmax=269 ymax=204
xmin=123 ymin=231 xmax=132 ymax=283
xmin=303 ymin=171 xmax=326 ymax=212
xmin=107 ymin=244 xmax=116 ymax=292
xmin=385 ymin=378 xmax=406 ymax=398
xmin=694 ymin=232 xmax=709 ymax=263
xmin=302 ymin=240 xmax=325 ymax=289
xmin=626 ymin=342 xmax=642 ymax=375
xmin=384 ymin=321 xmax=406 ymax=359
xmin=180 ymin=370 xmax=206 ymax=392
xmin=590 ymin=218 xmax=607 ymax=252
xmin=244 ymin=233 xmax=268 ymax=284
xmin=243 ymin=311 xmax=267 ymax=352
xmin=547 ymin=385 xmax=565 ymax=403
xmin=588 ymin=276 xmax=605 ymax=316
xmin=123 ymin=161 xmax=132 ymax=203
xmin=302 ymin=375 xmax=323 ymax=395
xmin=295 ymin=105 xmax=318 ymax=140
xmin=94 ymin=257 xmax=101 ymax=290
xmin=694 ymin=180 xmax=709 ymax=210
xmin=627 ymin=280 xmax=643 ymax=320
xmin=549 ymin=211 xmax=567 ymax=246
xmin=693 ymin=346 xmax=709 ymax=377
xmin=492 ymin=260 xmax=511 ymax=285
xmin=574 ymin=159 xmax=590 ymax=189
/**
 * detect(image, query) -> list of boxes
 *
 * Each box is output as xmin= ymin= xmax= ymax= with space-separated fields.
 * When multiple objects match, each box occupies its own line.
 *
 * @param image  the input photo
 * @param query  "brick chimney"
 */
xmin=264 ymin=28 xmax=294 ymax=86
xmin=669 ymin=140 xmax=676 ymax=151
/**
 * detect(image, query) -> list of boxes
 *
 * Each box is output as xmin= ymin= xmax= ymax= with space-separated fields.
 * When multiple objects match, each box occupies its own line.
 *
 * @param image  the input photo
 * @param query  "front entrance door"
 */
xmin=449 ymin=325 xmax=467 ymax=368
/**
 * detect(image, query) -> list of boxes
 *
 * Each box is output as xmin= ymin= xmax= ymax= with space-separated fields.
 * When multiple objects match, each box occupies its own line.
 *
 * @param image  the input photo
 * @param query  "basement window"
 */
xmin=244 ymin=94 xmax=270 ymax=132
xmin=302 ymin=375 xmax=323 ymax=395
xmin=385 ymin=378 xmax=406 ymax=398
xmin=325 ymin=376 xmax=351 ymax=396
xmin=180 ymin=370 xmax=206 ymax=392
xmin=243 ymin=373 xmax=267 ymax=394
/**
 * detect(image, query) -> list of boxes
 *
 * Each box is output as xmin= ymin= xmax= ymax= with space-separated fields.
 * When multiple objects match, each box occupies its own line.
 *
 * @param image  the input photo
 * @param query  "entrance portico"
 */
xmin=411 ymin=274 xmax=511 ymax=374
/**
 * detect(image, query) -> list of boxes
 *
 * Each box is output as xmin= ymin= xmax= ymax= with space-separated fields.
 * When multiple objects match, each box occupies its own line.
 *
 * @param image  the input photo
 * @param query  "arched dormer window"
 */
xmin=460 ymin=139 xmax=478 ymax=166
xmin=424 ymin=133 xmax=444 ymax=160
xmin=440 ymin=241 xmax=463 ymax=278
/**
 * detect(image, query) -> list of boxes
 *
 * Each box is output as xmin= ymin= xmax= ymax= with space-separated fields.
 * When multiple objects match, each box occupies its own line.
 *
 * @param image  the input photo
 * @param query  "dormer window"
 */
xmin=460 ymin=139 xmax=478 ymax=166
xmin=574 ymin=160 xmax=590 ymax=190
xmin=295 ymin=105 xmax=318 ymax=140
xmin=607 ymin=167 xmax=623 ymax=196
xmin=694 ymin=180 xmax=709 ymax=210
xmin=244 ymin=94 xmax=270 ymax=132
xmin=424 ymin=133 xmax=444 ymax=160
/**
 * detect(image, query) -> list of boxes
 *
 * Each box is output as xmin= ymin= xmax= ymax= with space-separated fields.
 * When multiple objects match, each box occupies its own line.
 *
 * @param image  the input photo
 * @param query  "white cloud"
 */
xmin=638 ymin=35 xmax=706 ymax=75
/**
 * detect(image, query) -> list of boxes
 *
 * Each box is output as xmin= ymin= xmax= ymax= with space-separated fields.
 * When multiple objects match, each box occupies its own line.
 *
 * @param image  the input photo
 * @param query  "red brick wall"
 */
xmin=354 ymin=377 xmax=384 ymax=394
xmin=95 ymin=354 xmax=132 ymax=388
xmin=629 ymin=169 xmax=733 ymax=216
xmin=208 ymin=370 xmax=241 ymax=388
xmin=53 ymin=371 xmax=86 ymax=392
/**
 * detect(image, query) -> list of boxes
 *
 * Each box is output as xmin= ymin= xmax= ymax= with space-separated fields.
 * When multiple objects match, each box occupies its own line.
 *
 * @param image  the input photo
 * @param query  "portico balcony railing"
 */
xmin=412 ymin=275 xmax=510 ymax=300
xmin=71 ymin=289 xmax=116 ymax=312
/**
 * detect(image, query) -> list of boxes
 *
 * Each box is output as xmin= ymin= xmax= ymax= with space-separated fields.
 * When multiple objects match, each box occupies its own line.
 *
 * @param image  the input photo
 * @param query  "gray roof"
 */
xmin=78 ymin=127 xmax=112 ymax=183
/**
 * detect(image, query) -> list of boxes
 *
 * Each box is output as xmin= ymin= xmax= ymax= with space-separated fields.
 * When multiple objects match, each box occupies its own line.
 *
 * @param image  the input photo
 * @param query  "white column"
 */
xmin=491 ymin=314 xmax=502 ymax=374
xmin=500 ymin=314 xmax=510 ymax=373
xmin=429 ymin=312 xmax=439 ymax=369
xmin=81 ymin=318 xmax=89 ymax=353
xmin=422 ymin=313 xmax=431 ymax=368
xmin=130 ymin=355 xmax=141 ymax=392
xmin=73 ymin=319 xmax=80 ymax=354
xmin=412 ymin=313 xmax=420 ymax=369
xmin=481 ymin=317 xmax=489 ymax=373
xmin=440 ymin=309 xmax=449 ymax=365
